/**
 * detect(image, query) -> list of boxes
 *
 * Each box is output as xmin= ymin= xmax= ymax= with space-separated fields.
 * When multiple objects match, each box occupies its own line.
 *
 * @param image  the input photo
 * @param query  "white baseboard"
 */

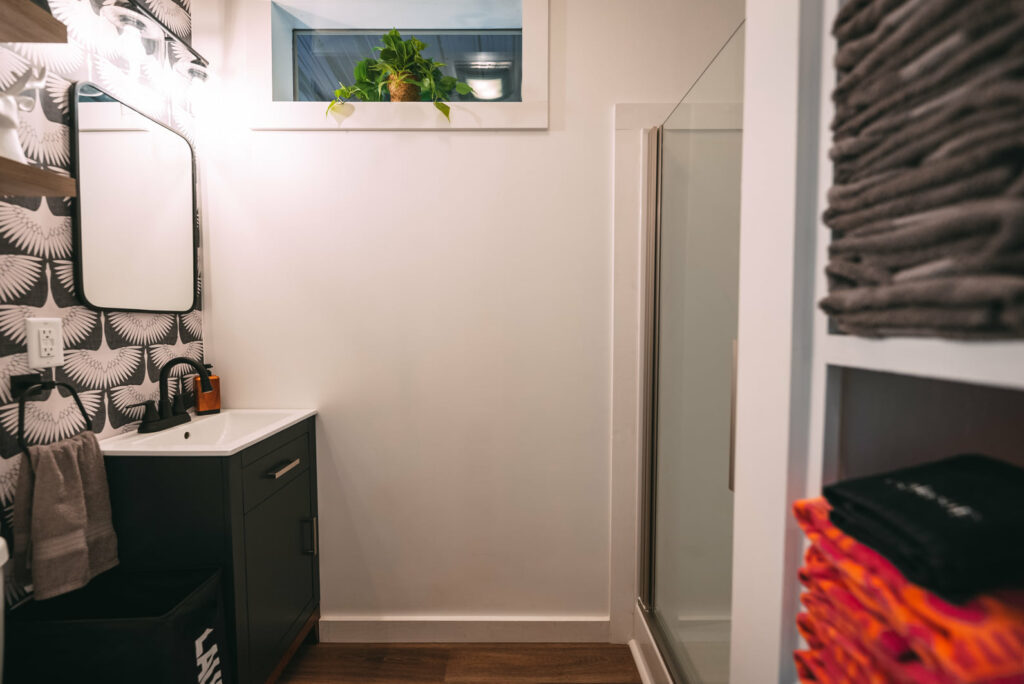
xmin=629 ymin=639 xmax=657 ymax=684
xmin=631 ymin=604 xmax=673 ymax=684
xmin=319 ymin=615 xmax=611 ymax=643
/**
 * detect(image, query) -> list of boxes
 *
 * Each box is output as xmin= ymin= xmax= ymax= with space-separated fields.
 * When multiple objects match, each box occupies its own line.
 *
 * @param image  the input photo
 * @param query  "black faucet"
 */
xmin=134 ymin=357 xmax=213 ymax=433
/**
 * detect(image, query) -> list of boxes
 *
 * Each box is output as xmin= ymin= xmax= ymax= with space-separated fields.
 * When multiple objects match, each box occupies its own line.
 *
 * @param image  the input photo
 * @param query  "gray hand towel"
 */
xmin=12 ymin=431 xmax=119 ymax=600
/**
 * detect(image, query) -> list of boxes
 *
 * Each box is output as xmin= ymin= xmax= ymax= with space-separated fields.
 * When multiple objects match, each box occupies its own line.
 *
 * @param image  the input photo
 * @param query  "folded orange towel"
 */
xmin=793 ymin=497 xmax=1024 ymax=684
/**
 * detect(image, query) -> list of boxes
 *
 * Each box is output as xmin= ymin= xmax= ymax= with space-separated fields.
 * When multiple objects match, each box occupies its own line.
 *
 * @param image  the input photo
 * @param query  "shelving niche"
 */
xmin=0 ymin=0 xmax=76 ymax=198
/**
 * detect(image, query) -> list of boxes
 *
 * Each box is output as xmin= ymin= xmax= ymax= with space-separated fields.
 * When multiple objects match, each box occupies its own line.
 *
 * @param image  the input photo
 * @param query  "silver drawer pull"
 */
xmin=266 ymin=458 xmax=300 ymax=480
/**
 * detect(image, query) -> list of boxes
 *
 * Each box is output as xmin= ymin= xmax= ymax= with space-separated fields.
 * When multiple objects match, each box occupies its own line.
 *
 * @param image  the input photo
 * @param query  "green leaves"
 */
xmin=352 ymin=58 xmax=372 ymax=83
xmin=324 ymin=28 xmax=474 ymax=122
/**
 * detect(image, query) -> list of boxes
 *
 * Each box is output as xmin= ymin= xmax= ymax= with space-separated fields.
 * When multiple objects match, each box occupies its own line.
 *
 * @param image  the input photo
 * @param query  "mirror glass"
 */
xmin=73 ymin=83 xmax=197 ymax=313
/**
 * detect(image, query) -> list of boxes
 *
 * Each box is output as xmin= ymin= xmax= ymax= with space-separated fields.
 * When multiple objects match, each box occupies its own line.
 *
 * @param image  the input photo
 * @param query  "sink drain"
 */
xmin=184 ymin=432 xmax=190 ymax=439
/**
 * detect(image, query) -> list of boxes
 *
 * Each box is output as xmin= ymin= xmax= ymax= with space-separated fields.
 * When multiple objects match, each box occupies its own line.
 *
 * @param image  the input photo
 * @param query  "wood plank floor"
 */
xmin=277 ymin=643 xmax=643 ymax=684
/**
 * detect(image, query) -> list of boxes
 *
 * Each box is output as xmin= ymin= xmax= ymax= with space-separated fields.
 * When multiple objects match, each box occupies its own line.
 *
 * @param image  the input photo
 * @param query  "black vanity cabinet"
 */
xmin=104 ymin=417 xmax=319 ymax=684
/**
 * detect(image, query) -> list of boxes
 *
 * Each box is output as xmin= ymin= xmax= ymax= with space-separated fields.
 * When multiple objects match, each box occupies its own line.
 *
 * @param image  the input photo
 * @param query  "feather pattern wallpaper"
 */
xmin=0 ymin=0 xmax=199 ymax=605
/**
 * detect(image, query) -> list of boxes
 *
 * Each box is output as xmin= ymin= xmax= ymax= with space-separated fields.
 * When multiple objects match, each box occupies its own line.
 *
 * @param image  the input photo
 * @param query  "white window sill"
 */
xmin=247 ymin=100 xmax=549 ymax=131
xmin=240 ymin=0 xmax=549 ymax=132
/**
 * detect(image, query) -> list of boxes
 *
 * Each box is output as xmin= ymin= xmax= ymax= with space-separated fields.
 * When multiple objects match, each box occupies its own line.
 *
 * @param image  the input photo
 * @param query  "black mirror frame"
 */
xmin=70 ymin=81 xmax=200 ymax=315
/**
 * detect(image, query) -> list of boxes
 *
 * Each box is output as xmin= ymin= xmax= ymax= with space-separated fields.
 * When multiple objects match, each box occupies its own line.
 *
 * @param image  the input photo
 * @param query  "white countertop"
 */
xmin=100 ymin=408 xmax=317 ymax=457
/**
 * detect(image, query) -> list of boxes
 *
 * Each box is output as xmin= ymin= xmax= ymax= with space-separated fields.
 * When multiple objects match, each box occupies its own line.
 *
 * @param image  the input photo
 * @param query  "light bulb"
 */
xmin=119 ymin=22 xmax=146 ymax=76
xmin=173 ymin=61 xmax=209 ymax=116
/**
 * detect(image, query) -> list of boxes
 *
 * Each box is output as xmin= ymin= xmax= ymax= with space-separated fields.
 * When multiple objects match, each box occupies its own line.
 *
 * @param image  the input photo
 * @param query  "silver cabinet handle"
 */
xmin=266 ymin=458 xmax=300 ymax=480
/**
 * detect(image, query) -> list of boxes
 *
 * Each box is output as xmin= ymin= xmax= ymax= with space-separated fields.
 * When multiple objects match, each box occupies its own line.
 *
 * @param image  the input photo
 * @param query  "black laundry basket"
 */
xmin=5 ymin=568 xmax=232 ymax=684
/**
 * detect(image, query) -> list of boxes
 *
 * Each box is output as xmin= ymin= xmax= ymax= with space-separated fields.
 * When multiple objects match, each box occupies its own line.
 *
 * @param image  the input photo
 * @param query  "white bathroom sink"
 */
xmin=99 ymin=409 xmax=317 ymax=456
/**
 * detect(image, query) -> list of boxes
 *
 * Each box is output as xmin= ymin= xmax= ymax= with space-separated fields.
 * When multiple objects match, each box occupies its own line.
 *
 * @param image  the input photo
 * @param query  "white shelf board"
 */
xmin=822 ymin=333 xmax=1024 ymax=391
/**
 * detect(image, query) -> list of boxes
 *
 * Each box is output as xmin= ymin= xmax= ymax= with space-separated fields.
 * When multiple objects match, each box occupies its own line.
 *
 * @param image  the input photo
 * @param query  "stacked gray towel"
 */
xmin=12 ymin=431 xmax=119 ymax=600
xmin=820 ymin=0 xmax=1024 ymax=338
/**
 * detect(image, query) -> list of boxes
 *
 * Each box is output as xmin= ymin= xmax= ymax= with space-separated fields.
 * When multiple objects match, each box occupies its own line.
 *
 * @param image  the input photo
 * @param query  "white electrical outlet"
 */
xmin=26 ymin=318 xmax=64 ymax=368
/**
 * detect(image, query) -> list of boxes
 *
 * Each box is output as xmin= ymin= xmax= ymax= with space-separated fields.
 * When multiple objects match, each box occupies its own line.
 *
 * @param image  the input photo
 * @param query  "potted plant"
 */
xmin=326 ymin=29 xmax=474 ymax=122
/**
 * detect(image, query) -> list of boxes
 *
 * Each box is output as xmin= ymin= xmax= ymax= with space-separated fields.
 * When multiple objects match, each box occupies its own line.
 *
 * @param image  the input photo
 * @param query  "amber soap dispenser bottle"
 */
xmin=194 ymin=364 xmax=221 ymax=415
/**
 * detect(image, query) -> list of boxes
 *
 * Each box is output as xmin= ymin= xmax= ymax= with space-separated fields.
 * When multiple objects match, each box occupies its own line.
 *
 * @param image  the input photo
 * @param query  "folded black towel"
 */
xmin=824 ymin=455 xmax=1024 ymax=601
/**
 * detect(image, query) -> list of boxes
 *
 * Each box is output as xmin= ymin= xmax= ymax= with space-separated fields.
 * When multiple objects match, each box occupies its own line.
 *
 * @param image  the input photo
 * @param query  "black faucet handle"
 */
xmin=127 ymin=400 xmax=160 ymax=423
xmin=171 ymin=378 xmax=188 ymax=416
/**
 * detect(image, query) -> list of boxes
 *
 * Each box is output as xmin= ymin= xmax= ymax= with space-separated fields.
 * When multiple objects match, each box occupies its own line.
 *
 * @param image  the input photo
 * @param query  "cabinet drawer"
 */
xmin=244 ymin=469 xmax=316 ymax=684
xmin=243 ymin=434 xmax=310 ymax=513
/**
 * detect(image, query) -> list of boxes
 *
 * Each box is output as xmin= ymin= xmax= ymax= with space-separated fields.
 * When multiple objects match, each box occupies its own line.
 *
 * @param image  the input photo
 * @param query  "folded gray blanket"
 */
xmin=835 ymin=103 xmax=1023 ymax=183
xmin=834 ymin=0 xmax=912 ymax=44
xmin=826 ymin=234 xmax=997 ymax=287
xmin=836 ymin=1 xmax=1018 ymax=104
xmin=822 ymin=0 xmax=1024 ymax=340
xmin=826 ymin=165 xmax=1017 ymax=233
xmin=832 ymin=197 xmax=1024 ymax=242
xmin=12 ymin=431 xmax=118 ymax=600
xmin=820 ymin=275 xmax=1024 ymax=314
xmin=833 ymin=46 xmax=1024 ymax=138
xmin=828 ymin=136 xmax=1024 ymax=213
xmin=835 ymin=0 xmax=928 ymax=70
xmin=835 ymin=0 xmax=968 ymax=93
xmin=834 ymin=305 xmax=997 ymax=331
xmin=833 ymin=316 xmax=1024 ymax=340
xmin=831 ymin=82 xmax=1024 ymax=163
xmin=893 ymin=251 xmax=1024 ymax=283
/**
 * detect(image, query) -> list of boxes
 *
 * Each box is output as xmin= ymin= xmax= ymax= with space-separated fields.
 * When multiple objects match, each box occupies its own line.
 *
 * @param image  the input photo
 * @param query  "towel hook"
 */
xmin=9 ymin=373 xmax=93 ymax=457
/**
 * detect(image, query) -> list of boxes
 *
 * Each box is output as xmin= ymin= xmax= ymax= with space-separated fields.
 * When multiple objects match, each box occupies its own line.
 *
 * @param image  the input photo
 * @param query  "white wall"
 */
xmin=196 ymin=0 xmax=744 ymax=638
xmin=731 ymin=0 xmax=822 ymax=680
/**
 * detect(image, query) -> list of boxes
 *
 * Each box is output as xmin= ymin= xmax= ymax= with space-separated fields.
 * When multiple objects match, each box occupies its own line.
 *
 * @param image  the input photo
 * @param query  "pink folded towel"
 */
xmin=12 ymin=431 xmax=118 ymax=600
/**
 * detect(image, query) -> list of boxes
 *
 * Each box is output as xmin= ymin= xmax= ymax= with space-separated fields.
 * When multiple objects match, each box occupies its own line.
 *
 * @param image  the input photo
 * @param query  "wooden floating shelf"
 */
xmin=0 ymin=157 xmax=77 ymax=197
xmin=823 ymin=333 xmax=1024 ymax=392
xmin=0 ymin=0 xmax=69 ymax=43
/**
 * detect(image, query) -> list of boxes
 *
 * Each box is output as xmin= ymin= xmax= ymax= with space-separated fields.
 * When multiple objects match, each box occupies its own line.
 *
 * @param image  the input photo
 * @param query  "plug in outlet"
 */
xmin=26 ymin=318 xmax=64 ymax=368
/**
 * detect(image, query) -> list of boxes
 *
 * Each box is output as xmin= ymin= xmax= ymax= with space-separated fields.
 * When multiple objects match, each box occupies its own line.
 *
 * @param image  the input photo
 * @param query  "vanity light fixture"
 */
xmin=99 ymin=5 xmax=164 ymax=76
xmin=99 ymin=0 xmax=210 ymax=69
xmin=173 ymin=60 xmax=209 ymax=114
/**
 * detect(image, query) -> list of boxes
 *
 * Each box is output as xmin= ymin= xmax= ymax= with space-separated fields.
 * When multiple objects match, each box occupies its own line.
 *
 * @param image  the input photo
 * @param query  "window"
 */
xmin=293 ymin=29 xmax=524 ymax=103
xmin=246 ymin=0 xmax=548 ymax=130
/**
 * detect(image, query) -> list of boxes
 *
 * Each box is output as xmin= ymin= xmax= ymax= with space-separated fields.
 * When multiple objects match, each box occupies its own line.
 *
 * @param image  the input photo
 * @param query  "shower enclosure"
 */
xmin=639 ymin=24 xmax=745 ymax=684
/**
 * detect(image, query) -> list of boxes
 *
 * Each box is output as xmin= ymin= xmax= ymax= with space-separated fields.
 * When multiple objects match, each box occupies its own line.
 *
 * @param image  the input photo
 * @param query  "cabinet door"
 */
xmin=244 ymin=469 xmax=316 ymax=683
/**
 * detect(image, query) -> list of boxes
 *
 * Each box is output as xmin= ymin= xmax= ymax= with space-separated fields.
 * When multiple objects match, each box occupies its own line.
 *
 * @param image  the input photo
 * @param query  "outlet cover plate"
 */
xmin=26 ymin=318 xmax=64 ymax=368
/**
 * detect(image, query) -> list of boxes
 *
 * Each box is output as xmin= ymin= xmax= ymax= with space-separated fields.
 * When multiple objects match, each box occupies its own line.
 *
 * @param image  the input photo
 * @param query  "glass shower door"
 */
xmin=643 ymin=24 xmax=745 ymax=684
